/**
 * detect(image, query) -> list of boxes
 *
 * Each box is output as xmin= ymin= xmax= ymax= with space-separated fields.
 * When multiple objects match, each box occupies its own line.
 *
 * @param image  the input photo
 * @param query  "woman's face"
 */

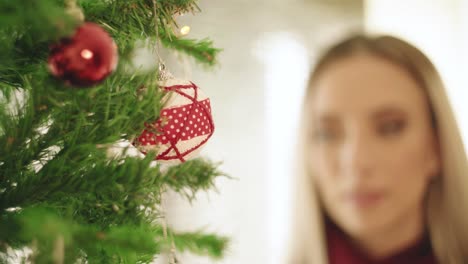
xmin=308 ymin=54 xmax=441 ymax=238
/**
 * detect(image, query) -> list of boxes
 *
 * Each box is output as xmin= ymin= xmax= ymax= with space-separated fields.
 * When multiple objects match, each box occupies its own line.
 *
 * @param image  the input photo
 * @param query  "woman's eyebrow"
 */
xmin=313 ymin=106 xmax=408 ymax=124
xmin=314 ymin=112 xmax=340 ymax=124
xmin=370 ymin=106 xmax=408 ymax=120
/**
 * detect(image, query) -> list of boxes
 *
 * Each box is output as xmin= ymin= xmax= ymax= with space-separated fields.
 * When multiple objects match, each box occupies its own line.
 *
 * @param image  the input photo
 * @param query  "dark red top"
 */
xmin=326 ymin=219 xmax=437 ymax=264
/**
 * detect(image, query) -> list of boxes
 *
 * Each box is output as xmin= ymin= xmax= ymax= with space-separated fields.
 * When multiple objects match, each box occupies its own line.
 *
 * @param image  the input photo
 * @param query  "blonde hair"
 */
xmin=288 ymin=34 xmax=468 ymax=264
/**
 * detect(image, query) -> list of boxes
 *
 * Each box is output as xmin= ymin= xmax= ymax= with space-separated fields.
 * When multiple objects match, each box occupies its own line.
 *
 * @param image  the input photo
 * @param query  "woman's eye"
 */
xmin=312 ymin=129 xmax=340 ymax=142
xmin=378 ymin=120 xmax=406 ymax=136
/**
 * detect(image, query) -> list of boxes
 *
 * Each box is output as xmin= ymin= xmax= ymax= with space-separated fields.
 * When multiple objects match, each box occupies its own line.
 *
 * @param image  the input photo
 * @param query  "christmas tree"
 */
xmin=0 ymin=0 xmax=228 ymax=263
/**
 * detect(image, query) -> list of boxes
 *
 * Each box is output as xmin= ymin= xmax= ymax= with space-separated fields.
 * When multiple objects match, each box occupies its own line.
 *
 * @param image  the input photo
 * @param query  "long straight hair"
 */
xmin=287 ymin=34 xmax=468 ymax=264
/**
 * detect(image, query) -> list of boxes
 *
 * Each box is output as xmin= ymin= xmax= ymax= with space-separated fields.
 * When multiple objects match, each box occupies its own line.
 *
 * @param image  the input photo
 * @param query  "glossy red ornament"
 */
xmin=48 ymin=22 xmax=118 ymax=87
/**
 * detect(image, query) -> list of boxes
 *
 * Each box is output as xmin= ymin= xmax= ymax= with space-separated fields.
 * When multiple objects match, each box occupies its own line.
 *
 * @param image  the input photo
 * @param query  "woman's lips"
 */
xmin=345 ymin=191 xmax=385 ymax=208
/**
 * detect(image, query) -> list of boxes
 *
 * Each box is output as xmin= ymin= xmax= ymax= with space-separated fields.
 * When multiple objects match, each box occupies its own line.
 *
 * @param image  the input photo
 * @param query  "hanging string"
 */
xmin=152 ymin=1 xmax=169 ymax=80
xmin=151 ymin=0 xmax=162 ymax=62
xmin=152 ymin=0 xmax=176 ymax=82
xmin=52 ymin=235 xmax=64 ymax=264
xmin=152 ymin=3 xmax=178 ymax=263
xmin=160 ymin=191 xmax=179 ymax=264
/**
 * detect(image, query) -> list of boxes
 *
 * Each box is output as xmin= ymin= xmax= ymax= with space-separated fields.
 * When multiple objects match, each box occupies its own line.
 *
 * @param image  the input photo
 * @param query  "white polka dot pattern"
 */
xmin=133 ymin=80 xmax=214 ymax=163
xmin=137 ymin=98 xmax=213 ymax=145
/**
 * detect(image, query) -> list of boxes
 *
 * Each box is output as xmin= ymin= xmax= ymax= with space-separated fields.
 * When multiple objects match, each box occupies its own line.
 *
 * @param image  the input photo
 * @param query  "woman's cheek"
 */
xmin=380 ymin=130 xmax=432 ymax=209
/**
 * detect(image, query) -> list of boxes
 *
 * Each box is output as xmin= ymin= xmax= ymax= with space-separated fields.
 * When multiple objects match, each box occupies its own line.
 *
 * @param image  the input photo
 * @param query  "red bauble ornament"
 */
xmin=48 ymin=22 xmax=118 ymax=87
xmin=133 ymin=78 xmax=215 ymax=164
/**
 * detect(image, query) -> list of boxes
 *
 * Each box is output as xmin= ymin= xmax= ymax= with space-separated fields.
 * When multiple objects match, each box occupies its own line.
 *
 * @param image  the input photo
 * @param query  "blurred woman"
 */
xmin=288 ymin=34 xmax=468 ymax=264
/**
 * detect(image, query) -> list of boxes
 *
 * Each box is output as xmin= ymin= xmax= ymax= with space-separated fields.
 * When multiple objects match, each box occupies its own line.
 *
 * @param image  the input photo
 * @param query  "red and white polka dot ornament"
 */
xmin=133 ymin=77 xmax=214 ymax=164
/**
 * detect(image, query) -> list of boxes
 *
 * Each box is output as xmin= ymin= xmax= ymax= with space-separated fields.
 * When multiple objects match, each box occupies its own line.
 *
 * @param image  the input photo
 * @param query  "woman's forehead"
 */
xmin=309 ymin=54 xmax=429 ymax=117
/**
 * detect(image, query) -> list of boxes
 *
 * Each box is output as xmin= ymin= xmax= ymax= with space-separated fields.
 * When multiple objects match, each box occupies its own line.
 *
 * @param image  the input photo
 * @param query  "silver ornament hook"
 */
xmin=158 ymin=62 xmax=174 ymax=82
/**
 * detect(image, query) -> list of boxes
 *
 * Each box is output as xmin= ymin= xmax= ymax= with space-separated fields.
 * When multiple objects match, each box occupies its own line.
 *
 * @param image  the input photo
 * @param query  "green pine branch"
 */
xmin=81 ymin=0 xmax=219 ymax=66
xmin=0 ymin=0 xmax=78 ymax=84
xmin=163 ymin=159 xmax=228 ymax=202
xmin=0 ymin=71 xmax=164 ymax=188
xmin=0 ymin=207 xmax=161 ymax=263
xmin=160 ymin=31 xmax=221 ymax=66
xmin=0 ymin=0 xmax=220 ymax=85
xmin=170 ymin=229 xmax=229 ymax=259
xmin=0 ymin=0 xmax=228 ymax=262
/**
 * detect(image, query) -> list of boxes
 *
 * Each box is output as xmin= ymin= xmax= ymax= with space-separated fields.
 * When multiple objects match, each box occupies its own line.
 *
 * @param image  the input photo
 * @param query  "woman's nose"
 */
xmin=340 ymin=129 xmax=375 ymax=179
